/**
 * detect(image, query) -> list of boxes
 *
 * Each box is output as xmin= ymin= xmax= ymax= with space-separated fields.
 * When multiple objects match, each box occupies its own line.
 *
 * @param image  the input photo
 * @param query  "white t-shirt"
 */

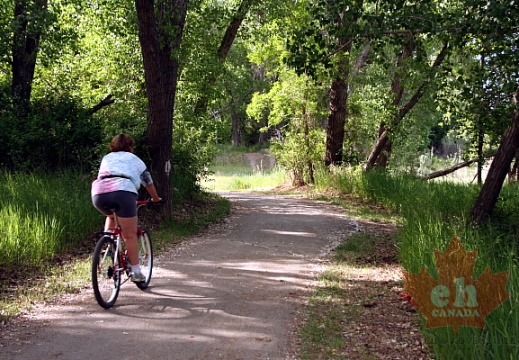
xmin=91 ymin=151 xmax=153 ymax=196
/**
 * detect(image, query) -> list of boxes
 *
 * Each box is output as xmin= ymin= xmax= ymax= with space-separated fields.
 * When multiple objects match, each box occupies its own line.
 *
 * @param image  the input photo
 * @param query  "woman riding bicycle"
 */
xmin=91 ymin=133 xmax=162 ymax=282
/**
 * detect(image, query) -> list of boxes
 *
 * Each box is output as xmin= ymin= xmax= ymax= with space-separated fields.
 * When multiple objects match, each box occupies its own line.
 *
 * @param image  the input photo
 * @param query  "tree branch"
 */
xmin=88 ymin=94 xmax=115 ymax=115
xmin=351 ymin=41 xmax=372 ymax=78
xmin=397 ymin=41 xmax=449 ymax=120
xmin=421 ymin=158 xmax=479 ymax=180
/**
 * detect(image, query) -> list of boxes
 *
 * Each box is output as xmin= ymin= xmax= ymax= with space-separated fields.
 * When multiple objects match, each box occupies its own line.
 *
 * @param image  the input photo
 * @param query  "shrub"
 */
xmin=1 ymin=94 xmax=102 ymax=171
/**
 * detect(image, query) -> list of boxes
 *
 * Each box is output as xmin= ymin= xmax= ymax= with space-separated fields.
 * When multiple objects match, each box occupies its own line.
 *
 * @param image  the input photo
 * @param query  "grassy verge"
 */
xmin=300 ymin=231 xmax=398 ymax=359
xmin=0 ymin=170 xmax=100 ymax=267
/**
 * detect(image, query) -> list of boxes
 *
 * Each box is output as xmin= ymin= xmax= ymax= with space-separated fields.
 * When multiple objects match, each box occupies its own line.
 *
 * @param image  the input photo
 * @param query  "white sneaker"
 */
xmin=131 ymin=272 xmax=145 ymax=282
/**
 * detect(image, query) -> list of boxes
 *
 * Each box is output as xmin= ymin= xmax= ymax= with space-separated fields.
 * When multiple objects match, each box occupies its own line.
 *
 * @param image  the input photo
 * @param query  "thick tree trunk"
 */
xmin=324 ymin=76 xmax=348 ymax=166
xmin=323 ymin=41 xmax=370 ymax=167
xmin=374 ymin=38 xmax=413 ymax=168
xmin=470 ymin=110 xmax=519 ymax=223
xmin=324 ymin=36 xmax=352 ymax=166
xmin=135 ymin=0 xmax=188 ymax=214
xmin=324 ymin=38 xmax=371 ymax=166
xmin=11 ymin=0 xmax=48 ymax=114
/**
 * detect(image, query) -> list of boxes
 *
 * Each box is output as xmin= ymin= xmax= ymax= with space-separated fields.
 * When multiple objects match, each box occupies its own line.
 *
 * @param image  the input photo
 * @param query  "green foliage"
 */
xmin=434 ymin=0 xmax=519 ymax=164
xmin=26 ymin=0 xmax=146 ymax=127
xmin=0 ymin=93 xmax=102 ymax=171
xmin=270 ymin=130 xmax=325 ymax=185
xmin=247 ymin=70 xmax=327 ymax=184
xmin=171 ymin=122 xmax=217 ymax=201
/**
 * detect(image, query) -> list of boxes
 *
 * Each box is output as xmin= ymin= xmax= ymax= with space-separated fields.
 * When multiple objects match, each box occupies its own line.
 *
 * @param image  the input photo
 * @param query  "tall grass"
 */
xmin=316 ymin=166 xmax=519 ymax=359
xmin=0 ymin=170 xmax=101 ymax=267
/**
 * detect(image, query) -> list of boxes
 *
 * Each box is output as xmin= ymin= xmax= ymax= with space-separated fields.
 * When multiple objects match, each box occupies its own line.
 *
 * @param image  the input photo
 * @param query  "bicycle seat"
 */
xmin=103 ymin=202 xmax=120 ymax=213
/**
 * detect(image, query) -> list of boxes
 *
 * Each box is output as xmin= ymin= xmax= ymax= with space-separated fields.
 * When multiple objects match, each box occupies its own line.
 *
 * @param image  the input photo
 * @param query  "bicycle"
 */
xmin=91 ymin=200 xmax=155 ymax=309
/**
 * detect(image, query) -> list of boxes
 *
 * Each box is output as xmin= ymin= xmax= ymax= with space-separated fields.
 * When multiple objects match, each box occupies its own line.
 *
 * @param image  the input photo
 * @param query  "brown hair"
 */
xmin=109 ymin=133 xmax=134 ymax=152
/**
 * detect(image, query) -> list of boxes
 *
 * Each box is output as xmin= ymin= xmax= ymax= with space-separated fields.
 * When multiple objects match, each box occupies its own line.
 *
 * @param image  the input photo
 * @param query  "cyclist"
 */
xmin=91 ymin=133 xmax=162 ymax=282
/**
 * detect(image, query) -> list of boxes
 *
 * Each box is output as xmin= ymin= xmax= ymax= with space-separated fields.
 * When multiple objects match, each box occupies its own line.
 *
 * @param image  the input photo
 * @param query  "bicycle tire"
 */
xmin=92 ymin=236 xmax=121 ymax=308
xmin=135 ymin=228 xmax=153 ymax=290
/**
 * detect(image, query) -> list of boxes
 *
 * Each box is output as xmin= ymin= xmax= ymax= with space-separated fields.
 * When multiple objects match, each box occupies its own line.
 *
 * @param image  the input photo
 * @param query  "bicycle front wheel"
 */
xmin=135 ymin=228 xmax=153 ymax=290
xmin=92 ymin=236 xmax=121 ymax=308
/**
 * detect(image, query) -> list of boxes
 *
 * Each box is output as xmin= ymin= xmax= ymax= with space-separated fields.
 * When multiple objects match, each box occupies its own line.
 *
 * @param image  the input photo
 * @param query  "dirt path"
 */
xmin=2 ymin=192 xmax=362 ymax=359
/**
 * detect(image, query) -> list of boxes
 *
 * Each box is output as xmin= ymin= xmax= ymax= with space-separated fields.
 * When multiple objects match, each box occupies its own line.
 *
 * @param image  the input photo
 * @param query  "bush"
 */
xmin=0 ymin=94 xmax=102 ymax=171
xmin=171 ymin=125 xmax=217 ymax=202
xmin=270 ymin=129 xmax=325 ymax=186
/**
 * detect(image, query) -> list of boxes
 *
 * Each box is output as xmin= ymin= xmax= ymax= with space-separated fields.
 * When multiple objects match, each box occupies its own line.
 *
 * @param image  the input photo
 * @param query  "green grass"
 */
xmin=201 ymin=147 xmax=287 ymax=191
xmin=0 ymin=170 xmax=101 ymax=267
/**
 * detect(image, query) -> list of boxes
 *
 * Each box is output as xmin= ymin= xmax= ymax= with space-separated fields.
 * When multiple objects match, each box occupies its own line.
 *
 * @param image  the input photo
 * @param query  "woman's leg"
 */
xmin=118 ymin=216 xmax=139 ymax=266
xmin=104 ymin=215 xmax=115 ymax=231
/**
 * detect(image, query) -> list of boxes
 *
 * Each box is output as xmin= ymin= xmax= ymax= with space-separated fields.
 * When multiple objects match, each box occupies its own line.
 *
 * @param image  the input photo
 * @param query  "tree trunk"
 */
xmin=422 ymin=158 xmax=479 ymax=180
xmin=470 ymin=110 xmax=519 ymax=223
xmin=227 ymin=88 xmax=242 ymax=146
xmin=11 ymin=0 xmax=48 ymax=114
xmin=324 ymin=36 xmax=352 ymax=167
xmin=374 ymin=37 xmax=414 ymax=168
xmin=135 ymin=0 xmax=189 ymax=215
xmin=324 ymin=75 xmax=348 ymax=166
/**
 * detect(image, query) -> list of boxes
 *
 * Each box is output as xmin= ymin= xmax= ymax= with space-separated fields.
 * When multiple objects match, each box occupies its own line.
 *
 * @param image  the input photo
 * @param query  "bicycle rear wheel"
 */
xmin=135 ymin=228 xmax=153 ymax=290
xmin=92 ymin=236 xmax=121 ymax=308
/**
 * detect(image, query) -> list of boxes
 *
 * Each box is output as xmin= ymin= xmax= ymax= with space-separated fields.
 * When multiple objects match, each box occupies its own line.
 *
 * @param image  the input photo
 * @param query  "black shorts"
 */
xmin=92 ymin=191 xmax=138 ymax=218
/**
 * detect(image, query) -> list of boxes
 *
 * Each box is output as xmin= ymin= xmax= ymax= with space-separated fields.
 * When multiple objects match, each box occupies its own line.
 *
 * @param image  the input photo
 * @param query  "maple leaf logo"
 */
xmin=402 ymin=234 xmax=510 ymax=333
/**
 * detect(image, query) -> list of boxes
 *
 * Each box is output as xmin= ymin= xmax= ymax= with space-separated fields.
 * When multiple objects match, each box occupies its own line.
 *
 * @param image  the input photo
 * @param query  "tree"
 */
xmin=135 ymin=0 xmax=189 ymax=213
xmin=247 ymin=70 xmax=326 ymax=185
xmin=193 ymin=0 xmax=255 ymax=119
xmin=286 ymin=0 xmax=449 ymax=168
xmin=446 ymin=0 xmax=519 ymax=222
xmin=287 ymin=0 xmax=364 ymax=166
xmin=471 ymin=108 xmax=519 ymax=223
xmin=3 ymin=0 xmax=79 ymax=114
xmin=364 ymin=41 xmax=449 ymax=170
xmin=11 ymin=0 xmax=48 ymax=114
